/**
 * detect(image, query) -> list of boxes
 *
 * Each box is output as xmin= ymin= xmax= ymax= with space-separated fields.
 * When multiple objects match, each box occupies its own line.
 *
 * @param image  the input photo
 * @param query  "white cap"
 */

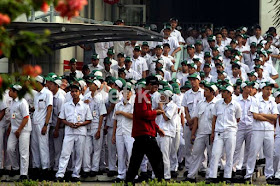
xmin=242 ymin=27 xmax=248 ymax=32
xmin=274 ymin=91 xmax=280 ymax=98
xmin=93 ymin=80 xmax=101 ymax=88
xmin=253 ymin=82 xmax=259 ymax=89
xmin=156 ymin=59 xmax=165 ymax=65
xmin=94 ymin=71 xmax=103 ymax=77
xmin=155 ymin=74 xmax=163 ymax=81
xmin=35 ymin=75 xmax=44 ymax=84
xmin=54 ymin=79 xmax=62 ymax=87
xmin=163 ymin=89 xmax=173 ymax=97
xmin=115 ymin=79 xmax=124 ymax=89
xmin=78 ymin=80 xmax=87 ymax=89
xmin=209 ymin=84 xmax=218 ymax=92
xmin=12 ymin=84 xmax=22 ymax=91
xmin=222 ymin=85 xmax=234 ymax=93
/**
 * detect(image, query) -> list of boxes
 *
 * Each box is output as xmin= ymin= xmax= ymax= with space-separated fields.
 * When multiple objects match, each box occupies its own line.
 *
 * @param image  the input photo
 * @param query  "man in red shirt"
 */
xmin=125 ymin=76 xmax=165 ymax=184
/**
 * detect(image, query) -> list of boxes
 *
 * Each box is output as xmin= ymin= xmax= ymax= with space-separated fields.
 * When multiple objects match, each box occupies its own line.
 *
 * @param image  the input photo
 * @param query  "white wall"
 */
xmin=260 ymin=0 xmax=276 ymax=34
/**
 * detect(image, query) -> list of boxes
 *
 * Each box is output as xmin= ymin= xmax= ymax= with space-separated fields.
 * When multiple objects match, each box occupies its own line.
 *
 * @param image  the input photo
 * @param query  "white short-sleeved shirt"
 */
xmin=256 ymin=76 xmax=276 ymax=84
xmin=213 ymin=99 xmax=242 ymax=132
xmin=51 ymin=90 xmax=66 ymax=127
xmin=243 ymin=52 xmax=257 ymax=69
xmin=83 ymin=93 xmax=107 ymax=129
xmin=160 ymin=36 xmax=180 ymax=55
xmin=65 ymin=91 xmax=84 ymax=103
xmin=148 ymin=55 xmax=172 ymax=75
xmin=132 ymin=56 xmax=148 ymax=76
xmin=249 ymin=35 xmax=264 ymax=45
xmin=10 ymin=98 xmax=31 ymax=133
xmin=157 ymin=100 xmax=178 ymax=138
xmin=182 ymin=88 xmax=204 ymax=119
xmin=177 ymin=72 xmax=189 ymax=84
xmin=125 ymin=68 xmax=141 ymax=81
xmin=88 ymin=64 xmax=104 ymax=72
xmin=112 ymin=98 xmax=134 ymax=136
xmin=64 ymin=70 xmax=83 ymax=79
xmin=95 ymin=42 xmax=110 ymax=59
xmin=235 ymin=45 xmax=250 ymax=53
xmin=59 ymin=100 xmax=93 ymax=136
xmin=263 ymin=63 xmax=278 ymax=77
xmin=250 ymin=96 xmax=279 ymax=131
xmin=0 ymin=100 xmax=7 ymax=127
xmin=33 ymin=87 xmax=53 ymax=126
xmin=222 ymin=37 xmax=232 ymax=46
xmin=193 ymin=97 xmax=217 ymax=134
xmin=235 ymin=95 xmax=254 ymax=130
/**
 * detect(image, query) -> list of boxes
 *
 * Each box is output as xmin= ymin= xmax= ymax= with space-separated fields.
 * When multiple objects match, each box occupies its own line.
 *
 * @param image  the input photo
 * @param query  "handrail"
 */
xmin=172 ymin=45 xmax=185 ymax=79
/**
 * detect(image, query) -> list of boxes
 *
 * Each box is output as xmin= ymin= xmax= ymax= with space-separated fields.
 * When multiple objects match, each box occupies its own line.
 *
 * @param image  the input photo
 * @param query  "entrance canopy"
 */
xmin=7 ymin=22 xmax=163 ymax=50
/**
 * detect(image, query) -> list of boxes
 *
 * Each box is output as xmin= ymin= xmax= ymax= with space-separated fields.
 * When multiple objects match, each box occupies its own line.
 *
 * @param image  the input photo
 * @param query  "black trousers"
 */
xmin=125 ymin=135 xmax=164 ymax=183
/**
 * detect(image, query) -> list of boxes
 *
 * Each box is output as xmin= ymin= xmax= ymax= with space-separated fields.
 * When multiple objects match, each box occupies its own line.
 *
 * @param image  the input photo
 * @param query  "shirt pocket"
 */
xmin=198 ymin=109 xmax=204 ymax=118
xmin=38 ymin=100 xmax=46 ymax=109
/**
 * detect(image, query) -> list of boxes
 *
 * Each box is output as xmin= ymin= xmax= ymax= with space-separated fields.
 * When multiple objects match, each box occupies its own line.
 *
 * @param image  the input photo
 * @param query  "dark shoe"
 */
xmin=224 ymin=178 xmax=231 ymax=184
xmin=97 ymin=170 xmax=104 ymax=175
xmin=17 ymin=175 xmax=28 ymax=182
xmin=81 ymin=171 xmax=89 ymax=178
xmin=0 ymin=169 xmax=4 ymax=176
xmin=183 ymin=171 xmax=188 ymax=177
xmin=138 ymin=172 xmax=148 ymax=181
xmin=178 ymin=162 xmax=184 ymax=171
xmin=198 ymin=170 xmax=206 ymax=177
xmin=274 ymin=178 xmax=280 ymax=185
xmin=115 ymin=177 xmax=124 ymax=183
xmin=89 ymin=171 xmax=98 ymax=177
xmin=183 ymin=177 xmax=196 ymax=182
xmin=267 ymin=176 xmax=275 ymax=184
xmin=205 ymin=178 xmax=218 ymax=184
xmin=9 ymin=169 xmax=20 ymax=177
xmin=54 ymin=177 xmax=64 ymax=182
xmin=71 ymin=177 xmax=80 ymax=182
xmin=171 ymin=171 xmax=178 ymax=178
xmin=244 ymin=177 xmax=252 ymax=184
xmin=107 ymin=170 xmax=117 ymax=177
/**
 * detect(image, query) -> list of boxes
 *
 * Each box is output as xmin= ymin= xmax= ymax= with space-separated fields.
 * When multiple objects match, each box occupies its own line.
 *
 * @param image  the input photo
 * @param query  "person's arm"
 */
xmin=171 ymin=47 xmax=181 ymax=57
xmin=270 ymin=54 xmax=280 ymax=59
xmin=0 ymin=108 xmax=6 ymax=121
xmin=53 ymin=117 xmax=62 ymax=138
xmin=162 ymin=111 xmax=169 ymax=121
xmin=61 ymin=119 xmax=75 ymax=128
xmin=41 ymin=105 xmax=52 ymax=135
xmin=190 ymin=117 xmax=198 ymax=144
xmin=115 ymin=111 xmax=133 ymax=119
xmin=107 ymin=103 xmax=116 ymax=115
xmin=15 ymin=116 xmax=29 ymax=138
xmin=184 ymin=106 xmax=193 ymax=125
xmin=271 ymin=74 xmax=279 ymax=80
xmin=253 ymin=113 xmax=270 ymax=121
xmin=112 ymin=120 xmax=117 ymax=144
xmin=210 ymin=115 xmax=217 ymax=143
xmin=142 ymin=70 xmax=147 ymax=78
xmin=76 ymin=120 xmax=91 ymax=127
xmin=95 ymin=115 xmax=104 ymax=140
xmin=259 ymin=113 xmax=278 ymax=121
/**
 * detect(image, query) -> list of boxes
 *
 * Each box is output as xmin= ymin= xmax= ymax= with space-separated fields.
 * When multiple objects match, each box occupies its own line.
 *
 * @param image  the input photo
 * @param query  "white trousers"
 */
xmin=188 ymin=134 xmax=212 ymax=179
xmin=178 ymin=126 xmax=185 ymax=164
xmin=49 ymin=127 xmax=64 ymax=171
xmin=274 ymin=137 xmax=280 ymax=178
xmin=209 ymin=131 xmax=236 ymax=178
xmin=184 ymin=126 xmax=193 ymax=171
xmin=0 ymin=125 xmax=9 ymax=169
xmin=7 ymin=131 xmax=30 ymax=175
xmin=233 ymin=129 xmax=252 ymax=172
xmin=245 ymin=130 xmax=274 ymax=179
xmin=99 ymin=133 xmax=108 ymax=170
xmin=31 ymin=124 xmax=50 ymax=169
xmin=107 ymin=127 xmax=117 ymax=171
xmin=116 ymin=134 xmax=134 ymax=179
xmin=83 ymin=128 xmax=103 ymax=172
xmin=170 ymin=119 xmax=181 ymax=171
xmin=158 ymin=136 xmax=173 ymax=179
xmin=56 ymin=134 xmax=86 ymax=178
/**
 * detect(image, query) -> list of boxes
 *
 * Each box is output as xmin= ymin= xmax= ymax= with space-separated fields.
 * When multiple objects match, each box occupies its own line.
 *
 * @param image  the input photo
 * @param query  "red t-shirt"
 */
xmin=132 ymin=88 xmax=159 ymax=138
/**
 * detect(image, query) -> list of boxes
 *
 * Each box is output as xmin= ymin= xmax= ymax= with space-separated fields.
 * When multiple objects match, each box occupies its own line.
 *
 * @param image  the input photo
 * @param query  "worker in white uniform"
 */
xmin=31 ymin=75 xmax=53 ymax=174
xmin=112 ymin=84 xmax=135 ymax=182
xmin=157 ymin=87 xmax=178 ymax=180
xmin=82 ymin=79 xmax=107 ymax=177
xmin=181 ymin=73 xmax=204 ymax=177
xmin=7 ymin=84 xmax=32 ymax=181
xmin=48 ymin=77 xmax=66 ymax=172
xmin=273 ymin=90 xmax=280 ymax=183
xmin=232 ymin=81 xmax=255 ymax=175
xmin=55 ymin=84 xmax=92 ymax=181
xmin=64 ymin=58 xmax=84 ymax=80
xmin=185 ymin=82 xmax=218 ymax=182
xmin=244 ymin=81 xmax=279 ymax=184
xmin=88 ymin=54 xmax=104 ymax=72
xmin=131 ymin=46 xmax=148 ymax=78
xmin=0 ymin=97 xmax=8 ymax=175
xmin=207 ymin=84 xmax=242 ymax=184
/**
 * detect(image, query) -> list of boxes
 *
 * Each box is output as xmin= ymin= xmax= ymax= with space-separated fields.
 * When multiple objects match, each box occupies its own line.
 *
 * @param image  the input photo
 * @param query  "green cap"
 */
xmin=187 ymin=63 xmax=197 ymax=69
xmin=91 ymin=54 xmax=99 ymax=60
xmin=231 ymin=39 xmax=238 ymax=44
xmin=195 ymin=40 xmax=202 ymax=45
xmin=181 ymin=81 xmax=192 ymax=89
xmin=134 ymin=45 xmax=141 ymax=51
xmin=188 ymin=73 xmax=201 ymax=80
xmin=207 ymin=35 xmax=215 ymax=42
xmin=69 ymin=58 xmax=77 ymax=63
xmin=155 ymin=45 xmax=163 ymax=49
xmin=163 ymin=24 xmax=172 ymax=30
xmin=103 ymin=57 xmax=112 ymax=64
xmin=254 ymin=64 xmax=263 ymax=69
xmin=199 ymin=71 xmax=205 ymax=77
xmin=204 ymin=52 xmax=211 ymax=57
xmin=250 ymin=42 xmax=257 ymax=47
xmin=125 ymin=56 xmax=132 ymax=62
xmin=203 ymin=63 xmax=211 ymax=68
xmin=142 ymin=41 xmax=149 ymax=46
xmin=187 ymin=44 xmax=195 ymax=49
xmin=224 ymin=45 xmax=232 ymax=51
xmin=181 ymin=60 xmax=188 ymax=65
xmin=105 ymin=76 xmax=117 ymax=84
xmin=107 ymin=48 xmax=115 ymax=55
xmin=236 ymin=79 xmax=243 ymax=85
xmin=260 ymin=81 xmax=275 ymax=89
xmin=171 ymin=83 xmax=180 ymax=94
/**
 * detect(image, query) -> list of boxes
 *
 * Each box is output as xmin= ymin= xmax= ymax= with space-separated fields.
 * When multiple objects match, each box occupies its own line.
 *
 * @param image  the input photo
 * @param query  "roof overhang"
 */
xmin=6 ymin=22 xmax=163 ymax=50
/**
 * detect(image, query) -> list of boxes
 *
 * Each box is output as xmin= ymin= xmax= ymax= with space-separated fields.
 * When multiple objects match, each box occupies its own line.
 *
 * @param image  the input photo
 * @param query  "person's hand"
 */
xmin=95 ymin=130 xmax=101 ymax=140
xmin=115 ymin=111 xmax=122 ymax=115
xmin=191 ymin=134 xmax=196 ymax=144
xmin=103 ymin=125 xmax=108 ymax=135
xmin=7 ymin=126 xmax=11 ymax=137
xmin=156 ymin=110 xmax=164 ymax=115
xmin=74 ymin=123 xmax=82 ymax=128
xmin=41 ymin=125 xmax=47 ymax=135
xmin=171 ymin=59 xmax=175 ymax=64
xmin=84 ymin=100 xmax=90 ymax=104
xmin=15 ymin=129 xmax=21 ymax=138
xmin=210 ymin=133 xmax=215 ymax=143
xmin=53 ymin=129 xmax=59 ymax=138
xmin=158 ymin=128 xmax=165 ymax=137
xmin=69 ymin=123 xmax=76 ymax=128
xmin=112 ymin=135 xmax=116 ymax=144
xmin=238 ymin=69 xmax=242 ymax=77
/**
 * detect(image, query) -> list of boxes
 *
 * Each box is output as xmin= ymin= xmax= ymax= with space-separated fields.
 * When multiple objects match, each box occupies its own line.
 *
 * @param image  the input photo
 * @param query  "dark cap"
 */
xmin=146 ymin=76 xmax=159 ymax=85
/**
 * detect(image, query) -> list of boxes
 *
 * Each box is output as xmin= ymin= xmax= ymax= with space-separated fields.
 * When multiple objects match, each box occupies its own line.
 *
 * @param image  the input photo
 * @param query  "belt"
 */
xmin=134 ymin=135 xmax=155 ymax=141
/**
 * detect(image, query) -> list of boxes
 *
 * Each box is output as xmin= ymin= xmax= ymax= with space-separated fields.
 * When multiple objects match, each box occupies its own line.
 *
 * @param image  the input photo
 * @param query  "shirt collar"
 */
xmin=70 ymin=100 xmax=82 ymax=106
xmin=260 ymin=96 xmax=273 ymax=103
xmin=222 ymin=99 xmax=234 ymax=105
xmin=14 ymin=97 xmax=19 ymax=102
